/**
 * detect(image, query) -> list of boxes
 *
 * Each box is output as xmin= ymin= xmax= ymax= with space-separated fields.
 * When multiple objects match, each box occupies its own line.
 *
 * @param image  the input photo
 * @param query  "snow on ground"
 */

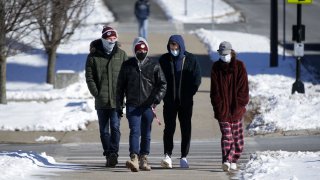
xmin=35 ymin=136 xmax=57 ymax=142
xmin=238 ymin=151 xmax=320 ymax=180
xmin=0 ymin=151 xmax=78 ymax=180
xmin=0 ymin=99 xmax=95 ymax=131
xmin=155 ymin=0 xmax=243 ymax=23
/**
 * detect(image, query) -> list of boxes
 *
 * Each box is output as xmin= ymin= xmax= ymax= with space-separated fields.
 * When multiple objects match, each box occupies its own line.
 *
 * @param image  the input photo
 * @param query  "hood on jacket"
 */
xmin=167 ymin=35 xmax=186 ymax=59
xmin=90 ymin=39 xmax=119 ymax=57
xmin=132 ymin=37 xmax=149 ymax=59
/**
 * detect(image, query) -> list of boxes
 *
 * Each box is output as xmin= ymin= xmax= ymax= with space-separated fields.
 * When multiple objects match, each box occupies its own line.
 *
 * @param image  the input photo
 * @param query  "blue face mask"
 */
xmin=170 ymin=49 xmax=179 ymax=57
xmin=101 ymin=38 xmax=116 ymax=54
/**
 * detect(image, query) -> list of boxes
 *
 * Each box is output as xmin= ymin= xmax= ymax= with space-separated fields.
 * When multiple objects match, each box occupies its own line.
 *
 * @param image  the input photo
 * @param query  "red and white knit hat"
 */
xmin=134 ymin=41 xmax=148 ymax=53
xmin=101 ymin=26 xmax=118 ymax=39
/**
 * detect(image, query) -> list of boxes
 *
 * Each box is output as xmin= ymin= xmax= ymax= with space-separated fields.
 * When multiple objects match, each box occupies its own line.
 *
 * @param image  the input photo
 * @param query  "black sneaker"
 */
xmin=108 ymin=153 xmax=118 ymax=167
xmin=105 ymin=157 xmax=110 ymax=167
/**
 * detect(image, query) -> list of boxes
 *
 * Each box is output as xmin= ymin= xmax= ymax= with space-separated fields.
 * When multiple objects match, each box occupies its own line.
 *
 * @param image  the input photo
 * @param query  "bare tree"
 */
xmin=0 ymin=0 xmax=37 ymax=104
xmin=32 ymin=0 xmax=93 ymax=85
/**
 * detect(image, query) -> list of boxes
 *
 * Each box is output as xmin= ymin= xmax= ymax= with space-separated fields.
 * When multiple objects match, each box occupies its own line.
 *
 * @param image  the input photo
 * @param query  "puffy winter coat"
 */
xmin=85 ymin=39 xmax=127 ymax=109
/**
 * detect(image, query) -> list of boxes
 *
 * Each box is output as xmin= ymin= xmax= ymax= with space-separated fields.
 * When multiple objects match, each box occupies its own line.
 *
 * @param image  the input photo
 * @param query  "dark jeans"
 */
xmin=126 ymin=105 xmax=153 ymax=156
xmin=97 ymin=109 xmax=121 ymax=156
xmin=163 ymin=101 xmax=193 ymax=158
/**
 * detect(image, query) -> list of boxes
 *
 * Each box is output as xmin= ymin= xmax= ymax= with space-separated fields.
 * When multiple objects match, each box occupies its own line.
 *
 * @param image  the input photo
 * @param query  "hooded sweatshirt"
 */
xmin=132 ymin=37 xmax=149 ymax=66
xmin=159 ymin=35 xmax=201 ymax=105
xmin=167 ymin=35 xmax=186 ymax=100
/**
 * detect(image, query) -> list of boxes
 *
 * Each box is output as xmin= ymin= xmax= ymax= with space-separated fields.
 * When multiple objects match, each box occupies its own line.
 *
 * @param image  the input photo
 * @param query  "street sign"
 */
xmin=294 ymin=43 xmax=304 ymax=57
xmin=292 ymin=25 xmax=305 ymax=42
xmin=287 ymin=0 xmax=312 ymax=4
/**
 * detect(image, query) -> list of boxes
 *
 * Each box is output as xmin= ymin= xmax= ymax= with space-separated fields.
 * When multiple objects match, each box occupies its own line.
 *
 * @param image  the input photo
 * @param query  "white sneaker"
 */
xmin=230 ymin=163 xmax=237 ymax=170
xmin=161 ymin=154 xmax=172 ymax=169
xmin=180 ymin=157 xmax=189 ymax=168
xmin=222 ymin=162 xmax=230 ymax=172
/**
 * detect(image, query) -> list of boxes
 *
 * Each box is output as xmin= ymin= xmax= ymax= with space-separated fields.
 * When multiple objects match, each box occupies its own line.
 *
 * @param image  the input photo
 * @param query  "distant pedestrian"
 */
xmin=134 ymin=0 xmax=150 ymax=40
xmin=85 ymin=26 xmax=128 ymax=168
xmin=210 ymin=41 xmax=249 ymax=172
xmin=159 ymin=35 xmax=201 ymax=169
xmin=117 ymin=37 xmax=167 ymax=172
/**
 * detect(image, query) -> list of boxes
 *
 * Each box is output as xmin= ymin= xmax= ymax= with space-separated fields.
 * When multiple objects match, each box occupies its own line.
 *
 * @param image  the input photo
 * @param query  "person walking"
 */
xmin=85 ymin=26 xmax=127 ymax=167
xmin=134 ymin=0 xmax=150 ymax=40
xmin=117 ymin=37 xmax=167 ymax=172
xmin=210 ymin=41 xmax=249 ymax=172
xmin=159 ymin=35 xmax=201 ymax=168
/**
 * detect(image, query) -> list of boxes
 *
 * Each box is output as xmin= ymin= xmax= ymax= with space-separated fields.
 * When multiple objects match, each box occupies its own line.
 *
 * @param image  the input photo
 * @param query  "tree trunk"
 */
xmin=0 ymin=2 xmax=7 ymax=104
xmin=0 ymin=56 xmax=7 ymax=104
xmin=46 ymin=46 xmax=58 ymax=85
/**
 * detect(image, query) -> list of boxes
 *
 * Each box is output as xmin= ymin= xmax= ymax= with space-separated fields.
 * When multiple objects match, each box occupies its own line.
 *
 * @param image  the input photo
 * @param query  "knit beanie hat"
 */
xmin=101 ymin=26 xmax=117 ymax=39
xmin=134 ymin=41 xmax=148 ymax=53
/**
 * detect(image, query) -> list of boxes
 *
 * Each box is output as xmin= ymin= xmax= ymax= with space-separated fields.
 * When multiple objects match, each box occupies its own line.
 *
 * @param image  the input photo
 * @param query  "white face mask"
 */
xmin=220 ymin=54 xmax=231 ymax=63
xmin=170 ymin=49 xmax=179 ymax=57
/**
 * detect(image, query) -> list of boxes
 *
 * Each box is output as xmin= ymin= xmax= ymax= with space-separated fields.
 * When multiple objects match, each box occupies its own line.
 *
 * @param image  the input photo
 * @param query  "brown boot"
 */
xmin=126 ymin=154 xmax=139 ymax=172
xmin=139 ymin=154 xmax=151 ymax=171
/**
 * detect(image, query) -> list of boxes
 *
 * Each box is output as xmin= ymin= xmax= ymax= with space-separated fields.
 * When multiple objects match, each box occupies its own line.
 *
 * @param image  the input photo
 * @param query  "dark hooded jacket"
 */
xmin=85 ymin=39 xmax=127 ymax=109
xmin=159 ymin=35 xmax=201 ymax=105
xmin=134 ymin=0 xmax=150 ymax=20
xmin=116 ymin=37 xmax=167 ymax=109
xmin=210 ymin=50 xmax=249 ymax=122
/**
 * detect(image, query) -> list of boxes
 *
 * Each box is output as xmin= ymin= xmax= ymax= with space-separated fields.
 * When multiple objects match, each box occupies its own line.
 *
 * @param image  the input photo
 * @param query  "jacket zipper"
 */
xmin=170 ymin=59 xmax=176 ymax=101
xmin=139 ymin=63 xmax=142 ymax=105
xmin=178 ymin=57 xmax=186 ymax=104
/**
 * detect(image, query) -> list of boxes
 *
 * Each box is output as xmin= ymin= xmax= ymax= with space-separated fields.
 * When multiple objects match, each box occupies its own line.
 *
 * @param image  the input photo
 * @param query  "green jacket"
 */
xmin=85 ymin=39 xmax=127 ymax=109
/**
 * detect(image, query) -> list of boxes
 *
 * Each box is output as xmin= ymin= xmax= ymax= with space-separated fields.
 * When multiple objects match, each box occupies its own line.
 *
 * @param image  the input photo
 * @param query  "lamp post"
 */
xmin=283 ymin=0 xmax=286 ymax=60
xmin=291 ymin=4 xmax=305 ymax=94
xmin=270 ymin=0 xmax=278 ymax=67
xmin=212 ymin=0 xmax=214 ymax=30
xmin=185 ymin=0 xmax=187 ymax=16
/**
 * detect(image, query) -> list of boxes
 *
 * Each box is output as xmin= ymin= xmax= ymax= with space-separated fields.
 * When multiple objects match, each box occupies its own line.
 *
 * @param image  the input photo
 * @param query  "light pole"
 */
xmin=283 ymin=0 xmax=286 ymax=60
xmin=185 ymin=0 xmax=187 ymax=16
xmin=212 ymin=0 xmax=214 ymax=30
xmin=291 ymin=4 xmax=305 ymax=94
xmin=270 ymin=0 xmax=278 ymax=67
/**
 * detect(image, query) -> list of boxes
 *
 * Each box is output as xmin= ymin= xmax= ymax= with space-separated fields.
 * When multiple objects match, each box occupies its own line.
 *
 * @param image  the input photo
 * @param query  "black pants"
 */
xmin=163 ymin=101 xmax=193 ymax=158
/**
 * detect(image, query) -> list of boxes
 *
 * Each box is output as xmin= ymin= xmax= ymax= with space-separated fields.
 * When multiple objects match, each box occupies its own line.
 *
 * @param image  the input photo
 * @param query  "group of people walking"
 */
xmin=85 ymin=24 xmax=249 ymax=172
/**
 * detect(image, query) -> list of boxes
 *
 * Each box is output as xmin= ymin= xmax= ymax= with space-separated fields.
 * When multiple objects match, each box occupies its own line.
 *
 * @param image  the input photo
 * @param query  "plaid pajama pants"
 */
xmin=218 ymin=118 xmax=244 ymax=163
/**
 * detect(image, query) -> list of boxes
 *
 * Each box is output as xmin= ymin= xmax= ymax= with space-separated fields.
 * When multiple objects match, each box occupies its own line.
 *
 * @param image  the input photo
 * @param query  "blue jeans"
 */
xmin=97 ymin=109 xmax=121 ymax=156
xmin=138 ymin=18 xmax=148 ymax=40
xmin=126 ymin=106 xmax=153 ymax=156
